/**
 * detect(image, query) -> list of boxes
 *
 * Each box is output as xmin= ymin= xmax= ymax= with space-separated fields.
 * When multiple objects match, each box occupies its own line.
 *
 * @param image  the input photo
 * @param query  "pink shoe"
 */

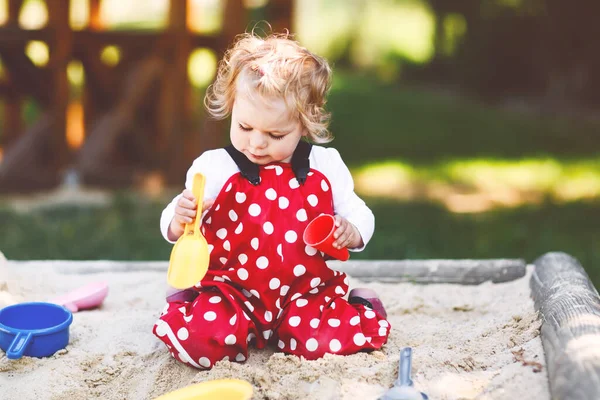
xmin=348 ymin=288 xmax=387 ymax=319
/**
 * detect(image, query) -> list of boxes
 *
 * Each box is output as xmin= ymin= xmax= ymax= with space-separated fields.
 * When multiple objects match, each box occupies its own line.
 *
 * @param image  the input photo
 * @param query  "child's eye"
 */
xmin=269 ymin=133 xmax=285 ymax=140
xmin=238 ymin=124 xmax=252 ymax=132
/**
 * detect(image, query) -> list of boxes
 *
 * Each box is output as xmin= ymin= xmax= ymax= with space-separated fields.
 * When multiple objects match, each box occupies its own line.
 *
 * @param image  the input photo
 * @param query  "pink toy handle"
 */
xmin=49 ymin=282 xmax=108 ymax=312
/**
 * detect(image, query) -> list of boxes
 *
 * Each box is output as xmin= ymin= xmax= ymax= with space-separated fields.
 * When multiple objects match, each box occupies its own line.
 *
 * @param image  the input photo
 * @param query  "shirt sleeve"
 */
xmin=159 ymin=149 xmax=234 ymax=243
xmin=313 ymin=147 xmax=375 ymax=252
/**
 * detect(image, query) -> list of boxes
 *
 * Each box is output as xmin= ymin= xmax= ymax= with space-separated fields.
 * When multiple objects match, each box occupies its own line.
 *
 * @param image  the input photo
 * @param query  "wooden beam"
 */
xmin=158 ymin=0 xmax=193 ymax=181
xmin=74 ymin=46 xmax=117 ymax=108
xmin=7 ymin=0 xmax=25 ymax=27
xmin=46 ymin=0 xmax=72 ymax=172
xmin=332 ymin=259 xmax=527 ymax=284
xmin=0 ymin=46 xmax=52 ymax=105
xmin=1 ymin=89 xmax=23 ymax=148
xmin=530 ymin=252 xmax=600 ymax=400
xmin=0 ymin=27 xmax=53 ymax=43
xmin=268 ymin=0 xmax=294 ymax=33
xmin=221 ymin=0 xmax=245 ymax=53
xmin=0 ymin=114 xmax=60 ymax=192
xmin=77 ymin=57 xmax=164 ymax=184
xmin=0 ymin=28 xmax=219 ymax=51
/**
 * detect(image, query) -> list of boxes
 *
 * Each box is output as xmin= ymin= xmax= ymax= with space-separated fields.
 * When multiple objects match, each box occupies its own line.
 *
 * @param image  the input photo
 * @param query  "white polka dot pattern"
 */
xmin=265 ymin=188 xmax=277 ymax=200
xmin=256 ymin=256 xmax=269 ymax=269
xmin=177 ymin=327 xmax=189 ymax=340
xmin=204 ymin=312 xmax=217 ymax=321
xmin=293 ymin=265 xmax=306 ymax=276
xmin=225 ymin=334 xmax=236 ymax=345
xmin=154 ymin=166 xmax=390 ymax=367
xmin=235 ymin=222 xmax=244 ymax=234
xmin=263 ymin=222 xmax=274 ymax=234
xmin=285 ymin=230 xmax=297 ymax=243
xmin=329 ymin=339 xmax=341 ymax=352
xmin=248 ymin=203 xmax=261 ymax=216
xmin=296 ymin=209 xmax=307 ymax=222
xmin=306 ymin=338 xmax=318 ymax=352
xmin=235 ymin=192 xmax=246 ymax=203
xmin=278 ymin=197 xmax=289 ymax=209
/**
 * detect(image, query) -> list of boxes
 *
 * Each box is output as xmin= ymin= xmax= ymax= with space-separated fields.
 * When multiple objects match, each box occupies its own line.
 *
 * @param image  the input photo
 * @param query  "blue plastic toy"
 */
xmin=0 ymin=302 xmax=73 ymax=359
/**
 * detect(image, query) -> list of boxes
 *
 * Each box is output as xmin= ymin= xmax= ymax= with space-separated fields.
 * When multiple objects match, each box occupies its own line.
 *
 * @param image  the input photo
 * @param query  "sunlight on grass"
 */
xmin=355 ymin=158 xmax=600 ymax=213
xmin=446 ymin=159 xmax=562 ymax=192
xmin=355 ymin=0 xmax=435 ymax=66
xmin=354 ymin=162 xmax=418 ymax=200
xmin=295 ymin=0 xmax=356 ymax=59
xmin=20 ymin=0 xmax=46 ymax=29
xmin=25 ymin=40 xmax=49 ymax=67
xmin=188 ymin=48 xmax=217 ymax=88
xmin=442 ymin=13 xmax=467 ymax=56
xmin=296 ymin=0 xmax=434 ymax=71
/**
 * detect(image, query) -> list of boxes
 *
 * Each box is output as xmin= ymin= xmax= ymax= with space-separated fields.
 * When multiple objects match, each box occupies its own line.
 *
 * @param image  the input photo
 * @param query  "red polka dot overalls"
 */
xmin=153 ymin=143 xmax=390 ymax=369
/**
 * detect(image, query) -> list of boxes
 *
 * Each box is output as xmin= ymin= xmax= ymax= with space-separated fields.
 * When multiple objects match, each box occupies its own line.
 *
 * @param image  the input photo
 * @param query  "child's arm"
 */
xmin=315 ymin=147 xmax=375 ymax=251
xmin=167 ymin=193 xmax=216 ymax=241
xmin=332 ymin=214 xmax=364 ymax=250
xmin=160 ymin=151 xmax=223 ymax=243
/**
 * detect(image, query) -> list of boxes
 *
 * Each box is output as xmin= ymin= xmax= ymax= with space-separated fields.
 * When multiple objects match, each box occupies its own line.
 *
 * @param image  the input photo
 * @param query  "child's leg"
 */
xmin=348 ymin=287 xmax=387 ymax=318
xmin=275 ymin=289 xmax=390 ymax=360
xmin=154 ymin=289 xmax=255 ymax=369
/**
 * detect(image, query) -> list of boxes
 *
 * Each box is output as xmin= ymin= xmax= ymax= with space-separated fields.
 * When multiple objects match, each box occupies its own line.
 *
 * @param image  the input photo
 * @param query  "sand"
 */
xmin=0 ymin=252 xmax=550 ymax=400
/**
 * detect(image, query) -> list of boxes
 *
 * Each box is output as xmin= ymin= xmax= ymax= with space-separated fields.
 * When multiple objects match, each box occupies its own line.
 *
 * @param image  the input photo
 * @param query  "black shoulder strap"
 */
xmin=225 ymin=141 xmax=313 ymax=186
xmin=225 ymin=145 xmax=260 ymax=185
xmin=291 ymin=140 xmax=313 ymax=185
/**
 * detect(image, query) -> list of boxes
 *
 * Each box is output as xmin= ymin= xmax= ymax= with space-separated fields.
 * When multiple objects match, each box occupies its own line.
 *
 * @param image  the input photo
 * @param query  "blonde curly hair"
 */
xmin=204 ymin=32 xmax=333 ymax=143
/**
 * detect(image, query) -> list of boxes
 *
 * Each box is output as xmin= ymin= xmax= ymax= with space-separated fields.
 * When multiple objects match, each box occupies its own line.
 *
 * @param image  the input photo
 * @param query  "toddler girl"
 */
xmin=154 ymin=33 xmax=390 ymax=369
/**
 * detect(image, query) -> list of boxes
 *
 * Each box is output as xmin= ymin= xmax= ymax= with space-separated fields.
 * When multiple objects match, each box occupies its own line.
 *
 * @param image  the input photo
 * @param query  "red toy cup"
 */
xmin=302 ymin=214 xmax=350 ymax=261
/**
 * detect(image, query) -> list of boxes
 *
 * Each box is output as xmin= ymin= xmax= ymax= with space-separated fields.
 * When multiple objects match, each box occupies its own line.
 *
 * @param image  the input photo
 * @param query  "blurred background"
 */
xmin=0 ymin=0 xmax=598 ymax=285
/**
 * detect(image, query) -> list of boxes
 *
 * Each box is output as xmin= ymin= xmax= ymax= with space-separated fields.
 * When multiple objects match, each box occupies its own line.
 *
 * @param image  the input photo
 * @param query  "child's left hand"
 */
xmin=332 ymin=215 xmax=364 ymax=250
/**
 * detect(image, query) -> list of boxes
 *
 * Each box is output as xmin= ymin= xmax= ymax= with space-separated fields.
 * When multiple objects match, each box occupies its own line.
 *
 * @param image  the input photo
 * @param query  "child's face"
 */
xmin=230 ymin=91 xmax=306 ymax=165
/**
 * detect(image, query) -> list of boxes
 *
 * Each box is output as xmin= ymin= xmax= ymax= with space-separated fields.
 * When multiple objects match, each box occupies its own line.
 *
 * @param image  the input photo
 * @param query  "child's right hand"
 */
xmin=168 ymin=189 xmax=215 ymax=240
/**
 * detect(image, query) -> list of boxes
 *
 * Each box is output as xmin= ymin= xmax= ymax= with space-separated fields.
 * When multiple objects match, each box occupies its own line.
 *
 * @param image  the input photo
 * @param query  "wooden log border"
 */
xmin=332 ymin=259 xmax=526 ymax=284
xmin=8 ymin=258 xmax=526 ymax=285
xmin=531 ymin=252 xmax=600 ymax=400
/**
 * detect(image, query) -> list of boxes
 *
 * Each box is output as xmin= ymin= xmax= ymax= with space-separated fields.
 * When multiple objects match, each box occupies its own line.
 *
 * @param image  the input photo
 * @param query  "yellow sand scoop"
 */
xmin=153 ymin=379 xmax=253 ymax=400
xmin=167 ymin=173 xmax=210 ymax=289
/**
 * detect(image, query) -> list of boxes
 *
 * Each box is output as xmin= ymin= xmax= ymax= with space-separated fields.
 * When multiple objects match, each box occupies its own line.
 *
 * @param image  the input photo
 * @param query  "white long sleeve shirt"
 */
xmin=160 ymin=145 xmax=374 ymax=251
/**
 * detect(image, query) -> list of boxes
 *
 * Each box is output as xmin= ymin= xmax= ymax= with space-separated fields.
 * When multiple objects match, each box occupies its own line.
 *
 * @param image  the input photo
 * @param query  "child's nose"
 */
xmin=249 ymin=131 xmax=267 ymax=149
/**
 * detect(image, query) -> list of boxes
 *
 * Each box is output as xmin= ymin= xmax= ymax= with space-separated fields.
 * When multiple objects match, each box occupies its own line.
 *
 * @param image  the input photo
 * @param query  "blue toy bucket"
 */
xmin=0 ymin=302 xmax=73 ymax=360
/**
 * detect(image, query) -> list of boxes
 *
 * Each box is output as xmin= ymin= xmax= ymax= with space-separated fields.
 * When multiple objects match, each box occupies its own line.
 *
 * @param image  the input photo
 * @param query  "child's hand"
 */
xmin=168 ymin=189 xmax=215 ymax=240
xmin=332 ymin=215 xmax=363 ymax=250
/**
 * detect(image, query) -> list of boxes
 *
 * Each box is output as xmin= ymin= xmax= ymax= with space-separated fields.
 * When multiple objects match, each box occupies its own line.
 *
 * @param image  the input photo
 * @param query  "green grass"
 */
xmin=1 ymin=197 xmax=598 ymax=286
xmin=1 ymin=73 xmax=599 ymax=287
xmin=328 ymin=73 xmax=599 ymax=166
